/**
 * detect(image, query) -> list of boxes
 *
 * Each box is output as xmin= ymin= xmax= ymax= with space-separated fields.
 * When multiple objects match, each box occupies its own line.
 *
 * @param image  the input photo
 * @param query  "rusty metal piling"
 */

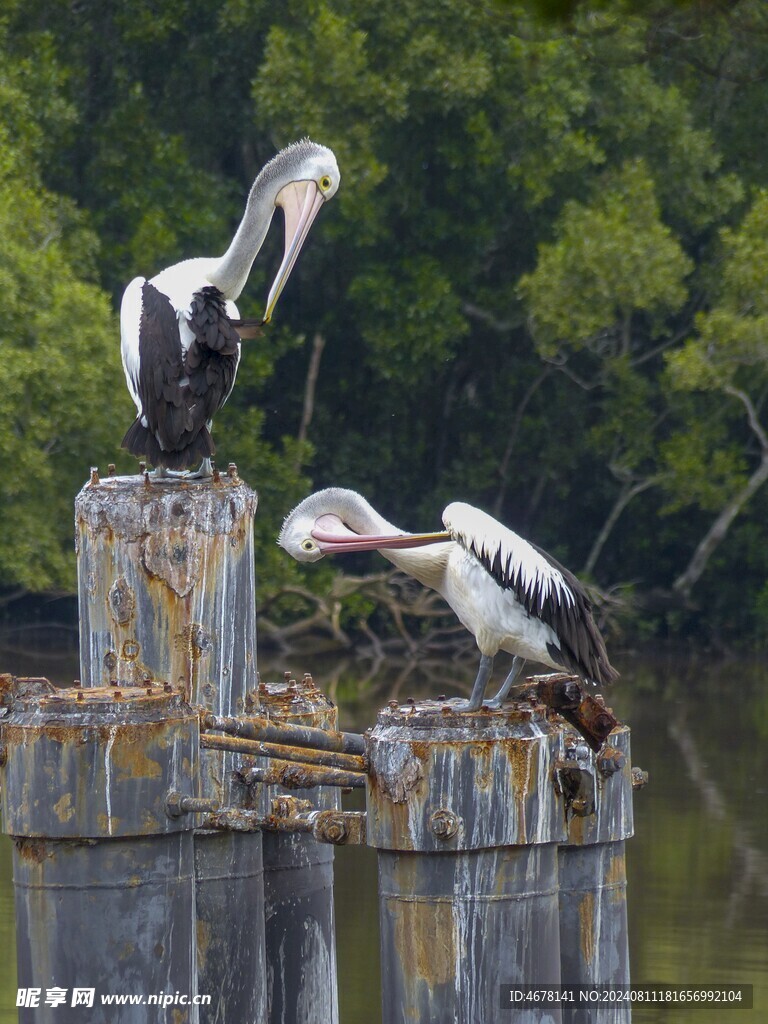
xmin=556 ymin=727 xmax=634 ymax=1023
xmin=256 ymin=675 xmax=340 ymax=1024
xmin=75 ymin=470 xmax=267 ymax=1024
xmin=366 ymin=695 xmax=638 ymax=1024
xmin=0 ymin=677 xmax=200 ymax=1023
xmin=367 ymin=700 xmax=567 ymax=1024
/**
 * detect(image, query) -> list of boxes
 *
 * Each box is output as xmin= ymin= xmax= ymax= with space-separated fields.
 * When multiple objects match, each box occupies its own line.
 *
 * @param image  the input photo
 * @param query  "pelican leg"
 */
xmin=485 ymin=656 xmax=525 ymax=709
xmin=185 ymin=458 xmax=214 ymax=479
xmin=149 ymin=465 xmax=170 ymax=479
xmin=451 ymin=654 xmax=494 ymax=712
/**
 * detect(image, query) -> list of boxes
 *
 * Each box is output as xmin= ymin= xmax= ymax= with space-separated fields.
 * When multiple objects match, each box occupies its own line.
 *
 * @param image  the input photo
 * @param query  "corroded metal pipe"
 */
xmin=1 ymin=681 xmax=200 ymax=1024
xmin=203 ymin=710 xmax=365 ymax=756
xmin=238 ymin=757 xmax=366 ymax=790
xmin=367 ymin=699 xmax=567 ymax=1024
xmin=75 ymin=471 xmax=267 ymax=1024
xmin=257 ymin=677 xmax=341 ymax=1024
xmin=557 ymin=725 xmax=633 ymax=1023
xmin=200 ymin=731 xmax=367 ymax=772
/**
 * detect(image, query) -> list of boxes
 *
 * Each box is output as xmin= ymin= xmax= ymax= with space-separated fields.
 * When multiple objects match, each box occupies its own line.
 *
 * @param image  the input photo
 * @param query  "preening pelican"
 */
xmin=279 ymin=488 xmax=618 ymax=710
xmin=120 ymin=139 xmax=340 ymax=475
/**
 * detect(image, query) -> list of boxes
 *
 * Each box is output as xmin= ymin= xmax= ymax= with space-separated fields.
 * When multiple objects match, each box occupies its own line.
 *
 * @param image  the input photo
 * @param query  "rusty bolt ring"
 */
xmin=430 ymin=809 xmax=460 ymax=840
xmin=319 ymin=816 xmax=348 ymax=844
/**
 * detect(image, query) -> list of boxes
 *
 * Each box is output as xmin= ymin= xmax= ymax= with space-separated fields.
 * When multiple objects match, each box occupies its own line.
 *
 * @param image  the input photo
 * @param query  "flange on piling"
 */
xmin=0 ymin=678 xmax=199 ymax=1024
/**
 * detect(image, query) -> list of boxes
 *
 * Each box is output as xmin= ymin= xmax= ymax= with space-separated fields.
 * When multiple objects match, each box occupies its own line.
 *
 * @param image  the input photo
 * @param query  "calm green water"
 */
xmin=1 ymin=649 xmax=766 ymax=1022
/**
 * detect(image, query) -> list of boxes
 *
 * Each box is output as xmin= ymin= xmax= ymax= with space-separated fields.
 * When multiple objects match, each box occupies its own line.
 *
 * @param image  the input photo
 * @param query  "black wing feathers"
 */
xmin=121 ymin=282 xmax=239 ymax=471
xmin=468 ymin=536 xmax=618 ymax=687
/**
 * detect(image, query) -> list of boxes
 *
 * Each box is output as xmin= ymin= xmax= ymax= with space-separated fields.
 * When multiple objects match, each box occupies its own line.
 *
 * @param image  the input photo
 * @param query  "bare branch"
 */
xmin=295 ymin=331 xmax=326 ymax=467
xmin=582 ymin=474 xmax=663 ymax=577
xmin=723 ymin=384 xmax=768 ymax=453
xmin=493 ymin=367 xmax=552 ymax=516
xmin=462 ymin=301 xmax=522 ymax=334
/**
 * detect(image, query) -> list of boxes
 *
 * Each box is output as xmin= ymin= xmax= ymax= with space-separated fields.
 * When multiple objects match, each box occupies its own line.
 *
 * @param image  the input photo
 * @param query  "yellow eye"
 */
xmin=301 ymin=539 xmax=315 ymax=552
xmin=320 ymin=175 xmax=332 ymax=192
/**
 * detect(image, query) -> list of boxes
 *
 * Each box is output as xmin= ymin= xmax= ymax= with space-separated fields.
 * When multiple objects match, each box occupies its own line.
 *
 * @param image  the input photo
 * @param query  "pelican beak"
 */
xmin=263 ymin=180 xmax=326 ymax=324
xmin=311 ymin=516 xmax=451 ymax=554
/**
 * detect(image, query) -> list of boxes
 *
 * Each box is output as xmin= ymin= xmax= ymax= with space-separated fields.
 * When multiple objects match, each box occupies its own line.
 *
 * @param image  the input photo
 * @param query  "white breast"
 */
xmin=442 ymin=547 xmax=562 ymax=666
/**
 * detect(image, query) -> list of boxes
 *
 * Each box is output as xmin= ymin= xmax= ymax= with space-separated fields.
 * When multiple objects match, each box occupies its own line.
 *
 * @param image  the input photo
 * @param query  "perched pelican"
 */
xmin=120 ymin=139 xmax=340 ymax=475
xmin=279 ymin=488 xmax=618 ymax=710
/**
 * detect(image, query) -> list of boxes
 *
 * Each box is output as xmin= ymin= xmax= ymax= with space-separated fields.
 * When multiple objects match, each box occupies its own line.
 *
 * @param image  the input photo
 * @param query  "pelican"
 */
xmin=278 ymin=488 xmax=618 ymax=710
xmin=120 ymin=138 xmax=340 ymax=476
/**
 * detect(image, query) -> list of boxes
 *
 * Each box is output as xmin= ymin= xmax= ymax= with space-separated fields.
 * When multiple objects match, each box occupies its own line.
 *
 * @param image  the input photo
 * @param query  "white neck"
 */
xmin=379 ymin=545 xmax=452 ymax=594
xmin=208 ymin=176 xmax=276 ymax=300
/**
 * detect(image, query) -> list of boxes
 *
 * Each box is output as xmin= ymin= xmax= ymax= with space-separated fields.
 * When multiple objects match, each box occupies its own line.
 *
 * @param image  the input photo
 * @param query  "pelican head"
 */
xmin=278 ymin=487 xmax=449 ymax=563
xmin=261 ymin=140 xmax=340 ymax=323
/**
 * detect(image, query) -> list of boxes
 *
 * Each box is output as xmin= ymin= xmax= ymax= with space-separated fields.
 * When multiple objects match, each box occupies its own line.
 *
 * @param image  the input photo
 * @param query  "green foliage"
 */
xmin=0 ymin=182 xmax=127 ymax=589
xmin=4 ymin=0 xmax=768 ymax=647
xmin=520 ymin=161 xmax=692 ymax=356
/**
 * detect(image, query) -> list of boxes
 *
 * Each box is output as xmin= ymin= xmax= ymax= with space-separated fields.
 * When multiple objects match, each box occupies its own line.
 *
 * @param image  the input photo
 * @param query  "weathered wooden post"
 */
xmin=366 ymin=699 xmax=567 ymax=1024
xmin=257 ymin=673 xmax=340 ymax=1024
xmin=0 ymin=675 xmax=200 ymax=1023
xmin=74 ymin=468 xmax=267 ymax=1023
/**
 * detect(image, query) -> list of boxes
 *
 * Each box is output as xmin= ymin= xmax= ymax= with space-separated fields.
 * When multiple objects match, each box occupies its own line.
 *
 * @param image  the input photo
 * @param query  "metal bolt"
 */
xmin=76 ymin=691 xmax=84 ymax=702
xmin=146 ymin=687 xmax=153 ymax=696
xmin=597 ymin=746 xmax=626 ymax=776
xmin=114 ymin=690 xmax=122 ymax=699
xmin=437 ymin=694 xmax=446 ymax=701
xmin=631 ymin=766 xmax=649 ymax=790
xmin=228 ymin=462 xmax=239 ymax=481
xmin=163 ymin=683 xmax=172 ymax=694
xmin=318 ymin=815 xmax=348 ymax=845
xmin=405 ymin=697 xmax=415 ymax=705
xmin=567 ymin=742 xmax=590 ymax=762
xmin=388 ymin=700 xmax=399 ymax=709
xmin=108 ymin=464 xmax=116 ymax=477
xmin=89 ymin=466 xmax=100 ymax=485
xmin=73 ymin=679 xmax=81 ymax=688
xmin=430 ymin=809 xmax=460 ymax=840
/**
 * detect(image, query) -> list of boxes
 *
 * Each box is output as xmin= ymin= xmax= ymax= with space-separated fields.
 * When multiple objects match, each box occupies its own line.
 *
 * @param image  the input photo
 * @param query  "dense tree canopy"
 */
xmin=3 ymin=0 xmax=768 ymax=648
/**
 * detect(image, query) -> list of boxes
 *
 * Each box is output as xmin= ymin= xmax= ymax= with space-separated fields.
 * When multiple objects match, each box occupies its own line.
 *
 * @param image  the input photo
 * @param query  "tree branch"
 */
xmin=294 ymin=331 xmax=326 ymax=466
xmin=582 ymin=474 xmax=662 ymax=577
xmin=671 ymin=385 xmax=768 ymax=598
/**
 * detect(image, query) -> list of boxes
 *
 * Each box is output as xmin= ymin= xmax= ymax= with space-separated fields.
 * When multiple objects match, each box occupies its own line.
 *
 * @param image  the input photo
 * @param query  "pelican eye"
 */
xmin=301 ymin=539 xmax=316 ymax=552
xmin=319 ymin=175 xmax=332 ymax=192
